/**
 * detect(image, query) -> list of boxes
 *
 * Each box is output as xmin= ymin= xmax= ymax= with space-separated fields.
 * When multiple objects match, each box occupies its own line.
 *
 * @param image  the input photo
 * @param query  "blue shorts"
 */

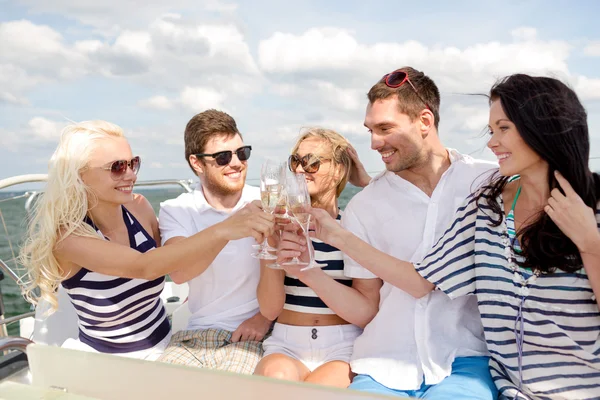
xmin=349 ymin=356 xmax=497 ymax=399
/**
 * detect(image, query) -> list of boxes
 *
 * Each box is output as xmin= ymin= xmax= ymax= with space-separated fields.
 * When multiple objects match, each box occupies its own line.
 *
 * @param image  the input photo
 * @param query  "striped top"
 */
xmin=284 ymin=214 xmax=352 ymax=315
xmin=416 ymin=191 xmax=600 ymax=399
xmin=61 ymin=206 xmax=170 ymax=354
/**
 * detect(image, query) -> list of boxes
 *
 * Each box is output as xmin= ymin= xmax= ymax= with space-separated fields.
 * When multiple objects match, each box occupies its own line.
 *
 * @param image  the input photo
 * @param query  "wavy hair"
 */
xmin=19 ymin=121 xmax=125 ymax=311
xmin=291 ymin=127 xmax=354 ymax=202
xmin=476 ymin=74 xmax=599 ymax=273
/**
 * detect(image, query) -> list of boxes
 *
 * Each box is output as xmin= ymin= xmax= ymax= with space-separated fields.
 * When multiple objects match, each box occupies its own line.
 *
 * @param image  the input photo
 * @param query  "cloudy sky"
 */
xmin=1 ymin=0 xmax=600 ymax=188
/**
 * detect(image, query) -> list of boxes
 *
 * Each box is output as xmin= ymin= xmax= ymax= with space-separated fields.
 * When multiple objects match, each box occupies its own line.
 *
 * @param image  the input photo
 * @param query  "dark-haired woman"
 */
xmin=303 ymin=74 xmax=600 ymax=399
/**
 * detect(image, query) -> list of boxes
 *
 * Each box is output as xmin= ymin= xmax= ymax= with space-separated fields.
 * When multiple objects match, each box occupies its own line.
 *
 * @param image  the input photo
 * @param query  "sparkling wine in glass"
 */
xmin=281 ymin=174 xmax=317 ymax=269
xmin=252 ymin=161 xmax=282 ymax=260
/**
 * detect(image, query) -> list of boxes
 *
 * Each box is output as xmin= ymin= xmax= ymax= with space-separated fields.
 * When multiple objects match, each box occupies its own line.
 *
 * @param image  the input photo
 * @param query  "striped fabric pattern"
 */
xmin=284 ymin=214 xmax=352 ymax=315
xmin=62 ymin=206 xmax=170 ymax=354
xmin=416 ymin=193 xmax=600 ymax=400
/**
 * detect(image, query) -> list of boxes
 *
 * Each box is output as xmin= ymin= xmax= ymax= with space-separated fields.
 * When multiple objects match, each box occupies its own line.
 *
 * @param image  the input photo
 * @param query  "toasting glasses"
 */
xmin=281 ymin=174 xmax=318 ymax=271
xmin=251 ymin=160 xmax=283 ymax=260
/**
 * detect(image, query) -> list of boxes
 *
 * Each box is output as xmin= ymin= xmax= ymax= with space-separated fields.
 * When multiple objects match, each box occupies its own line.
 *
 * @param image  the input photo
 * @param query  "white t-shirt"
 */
xmin=159 ymin=184 xmax=261 ymax=332
xmin=343 ymin=149 xmax=496 ymax=390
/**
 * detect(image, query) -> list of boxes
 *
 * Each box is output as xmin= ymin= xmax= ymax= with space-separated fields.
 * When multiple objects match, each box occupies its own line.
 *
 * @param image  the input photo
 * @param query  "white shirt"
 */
xmin=343 ymin=149 xmax=496 ymax=390
xmin=159 ymin=184 xmax=261 ymax=332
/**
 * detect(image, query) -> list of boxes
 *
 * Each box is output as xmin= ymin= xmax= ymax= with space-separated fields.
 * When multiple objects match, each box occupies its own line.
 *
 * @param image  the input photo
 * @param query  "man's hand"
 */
xmin=347 ymin=144 xmax=371 ymax=188
xmin=217 ymin=201 xmax=276 ymax=243
xmin=308 ymin=208 xmax=346 ymax=248
xmin=230 ymin=312 xmax=272 ymax=342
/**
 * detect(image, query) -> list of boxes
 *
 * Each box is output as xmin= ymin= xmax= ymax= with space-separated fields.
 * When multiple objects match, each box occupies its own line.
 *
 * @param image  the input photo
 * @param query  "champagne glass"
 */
xmin=251 ymin=160 xmax=282 ymax=260
xmin=281 ymin=174 xmax=317 ymax=269
xmin=267 ymin=184 xmax=295 ymax=270
xmin=253 ymin=162 xmax=286 ymax=252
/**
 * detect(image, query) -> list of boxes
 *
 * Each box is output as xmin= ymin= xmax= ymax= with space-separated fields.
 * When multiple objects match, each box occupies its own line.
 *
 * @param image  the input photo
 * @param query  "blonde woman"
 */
xmin=20 ymin=120 xmax=274 ymax=360
xmin=254 ymin=128 xmax=370 ymax=387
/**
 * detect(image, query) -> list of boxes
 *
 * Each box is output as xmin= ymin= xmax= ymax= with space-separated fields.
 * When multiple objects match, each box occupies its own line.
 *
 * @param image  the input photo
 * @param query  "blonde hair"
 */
xmin=291 ymin=127 xmax=353 ymax=198
xmin=19 ymin=120 xmax=125 ymax=311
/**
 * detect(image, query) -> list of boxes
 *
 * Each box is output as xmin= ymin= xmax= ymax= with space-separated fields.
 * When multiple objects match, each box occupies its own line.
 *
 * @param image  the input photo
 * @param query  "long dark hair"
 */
xmin=476 ymin=74 xmax=600 ymax=273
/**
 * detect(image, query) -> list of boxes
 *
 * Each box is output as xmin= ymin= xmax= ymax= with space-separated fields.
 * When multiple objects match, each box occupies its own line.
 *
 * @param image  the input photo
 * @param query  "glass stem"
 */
xmin=259 ymin=237 xmax=269 ymax=255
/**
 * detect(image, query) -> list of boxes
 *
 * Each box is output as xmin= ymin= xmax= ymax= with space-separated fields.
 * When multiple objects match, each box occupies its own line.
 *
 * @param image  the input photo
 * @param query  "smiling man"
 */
xmin=338 ymin=67 xmax=499 ymax=398
xmin=156 ymin=109 xmax=272 ymax=374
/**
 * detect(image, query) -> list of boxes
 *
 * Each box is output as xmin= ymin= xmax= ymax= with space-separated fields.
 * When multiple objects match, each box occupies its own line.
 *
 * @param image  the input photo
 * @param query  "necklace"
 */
xmin=502 ymin=187 xmax=543 ymax=400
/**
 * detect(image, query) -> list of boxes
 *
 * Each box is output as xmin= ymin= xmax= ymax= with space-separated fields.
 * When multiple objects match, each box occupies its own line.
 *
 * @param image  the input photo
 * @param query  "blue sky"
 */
xmin=1 ymin=0 xmax=600 ymax=188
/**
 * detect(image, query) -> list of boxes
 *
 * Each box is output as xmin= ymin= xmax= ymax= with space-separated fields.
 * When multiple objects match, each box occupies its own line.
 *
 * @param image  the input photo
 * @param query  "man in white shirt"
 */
xmin=296 ymin=67 xmax=498 ymax=398
xmin=157 ymin=109 xmax=273 ymax=374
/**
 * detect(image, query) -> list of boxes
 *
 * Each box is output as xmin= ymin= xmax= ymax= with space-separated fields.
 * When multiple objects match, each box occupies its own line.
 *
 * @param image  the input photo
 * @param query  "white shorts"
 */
xmin=263 ymin=323 xmax=362 ymax=371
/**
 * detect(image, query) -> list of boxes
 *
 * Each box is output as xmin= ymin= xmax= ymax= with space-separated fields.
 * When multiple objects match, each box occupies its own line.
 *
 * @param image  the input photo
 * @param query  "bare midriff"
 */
xmin=276 ymin=309 xmax=350 ymax=326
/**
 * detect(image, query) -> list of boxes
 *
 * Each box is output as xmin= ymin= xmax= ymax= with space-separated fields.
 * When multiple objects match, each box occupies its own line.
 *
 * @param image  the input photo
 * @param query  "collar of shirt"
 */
xmin=192 ymin=184 xmax=259 ymax=215
xmin=369 ymin=148 xmax=464 ymax=185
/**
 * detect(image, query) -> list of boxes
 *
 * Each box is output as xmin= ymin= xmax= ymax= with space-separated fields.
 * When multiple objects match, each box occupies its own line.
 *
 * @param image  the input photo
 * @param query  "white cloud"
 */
xmin=139 ymin=95 xmax=174 ymax=110
xmin=27 ymin=117 xmax=64 ymax=141
xmin=1 ymin=5 xmax=600 ymax=182
xmin=259 ymin=28 xmax=360 ymax=73
xmin=0 ymin=20 xmax=89 ymax=77
xmin=15 ymin=0 xmax=240 ymax=32
xmin=139 ymin=86 xmax=227 ymax=111
xmin=0 ymin=117 xmax=66 ymax=154
xmin=204 ymin=0 xmax=237 ymax=12
xmin=0 ymin=91 xmax=29 ymax=106
xmin=258 ymin=26 xmax=572 ymax=94
xmin=271 ymin=80 xmax=364 ymax=112
xmin=445 ymin=103 xmax=489 ymax=133
xmin=511 ymin=27 xmax=538 ymax=41
xmin=574 ymin=76 xmax=600 ymax=101
xmin=0 ymin=128 xmax=20 ymax=152
xmin=0 ymin=21 xmax=90 ymax=104
xmin=584 ymin=41 xmax=600 ymax=57
xmin=180 ymin=86 xmax=226 ymax=111
xmin=0 ymin=15 xmax=261 ymax=105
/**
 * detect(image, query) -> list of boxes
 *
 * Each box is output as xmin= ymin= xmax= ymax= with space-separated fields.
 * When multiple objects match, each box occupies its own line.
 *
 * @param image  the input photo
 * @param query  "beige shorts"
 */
xmin=157 ymin=328 xmax=263 ymax=374
xmin=262 ymin=323 xmax=361 ymax=371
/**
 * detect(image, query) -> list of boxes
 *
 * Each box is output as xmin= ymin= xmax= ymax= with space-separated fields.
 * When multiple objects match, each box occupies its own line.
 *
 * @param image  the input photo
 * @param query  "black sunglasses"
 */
xmin=101 ymin=156 xmax=141 ymax=180
xmin=288 ymin=153 xmax=329 ymax=174
xmin=195 ymin=145 xmax=252 ymax=166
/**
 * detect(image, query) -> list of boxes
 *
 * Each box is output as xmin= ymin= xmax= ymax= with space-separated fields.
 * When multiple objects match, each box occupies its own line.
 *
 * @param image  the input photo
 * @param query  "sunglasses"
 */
xmin=101 ymin=156 xmax=141 ymax=180
xmin=195 ymin=145 xmax=252 ymax=166
xmin=288 ymin=153 xmax=329 ymax=174
xmin=382 ymin=70 xmax=431 ymax=111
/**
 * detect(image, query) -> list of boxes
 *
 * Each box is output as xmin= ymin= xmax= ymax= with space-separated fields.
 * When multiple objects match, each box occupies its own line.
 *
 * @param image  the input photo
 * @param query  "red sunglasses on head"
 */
xmin=382 ymin=69 xmax=431 ymax=111
xmin=101 ymin=156 xmax=141 ymax=180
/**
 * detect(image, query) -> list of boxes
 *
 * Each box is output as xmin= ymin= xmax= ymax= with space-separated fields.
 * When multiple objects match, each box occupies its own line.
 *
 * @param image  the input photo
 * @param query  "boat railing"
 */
xmin=0 ymin=174 xmax=195 ymax=332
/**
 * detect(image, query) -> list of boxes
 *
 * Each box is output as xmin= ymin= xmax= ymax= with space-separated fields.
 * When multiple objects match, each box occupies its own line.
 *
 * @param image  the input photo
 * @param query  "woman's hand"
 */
xmin=545 ymin=171 xmax=600 ymax=253
xmin=276 ymin=226 xmax=324 ymax=284
xmin=276 ymin=225 xmax=307 ymax=264
xmin=346 ymin=144 xmax=371 ymax=188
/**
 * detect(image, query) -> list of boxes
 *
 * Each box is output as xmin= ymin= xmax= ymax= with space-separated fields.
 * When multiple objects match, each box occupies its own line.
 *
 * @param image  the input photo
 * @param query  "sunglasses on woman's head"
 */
xmin=288 ymin=153 xmax=328 ymax=174
xmin=382 ymin=69 xmax=431 ymax=111
xmin=195 ymin=145 xmax=252 ymax=166
xmin=101 ymin=156 xmax=141 ymax=180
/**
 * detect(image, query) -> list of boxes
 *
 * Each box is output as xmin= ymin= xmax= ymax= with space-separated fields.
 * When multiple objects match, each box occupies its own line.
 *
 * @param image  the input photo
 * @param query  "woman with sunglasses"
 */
xmin=20 ymin=120 xmax=275 ymax=360
xmin=305 ymin=75 xmax=600 ymax=399
xmin=254 ymin=127 xmax=370 ymax=387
